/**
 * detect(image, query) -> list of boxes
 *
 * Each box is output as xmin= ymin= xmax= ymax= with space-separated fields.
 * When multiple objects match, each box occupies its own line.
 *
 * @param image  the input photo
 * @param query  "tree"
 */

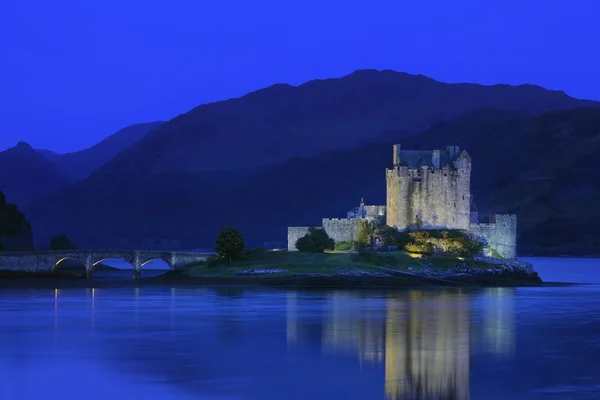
xmin=0 ymin=191 xmax=30 ymax=238
xmin=49 ymin=235 xmax=76 ymax=250
xmin=357 ymin=220 xmax=375 ymax=246
xmin=215 ymin=227 xmax=245 ymax=265
xmin=296 ymin=228 xmax=335 ymax=253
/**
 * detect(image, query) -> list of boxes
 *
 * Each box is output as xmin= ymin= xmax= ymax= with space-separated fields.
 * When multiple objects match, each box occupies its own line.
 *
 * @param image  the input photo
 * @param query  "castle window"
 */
xmin=454 ymin=203 xmax=456 ymax=208
xmin=412 ymin=177 xmax=421 ymax=182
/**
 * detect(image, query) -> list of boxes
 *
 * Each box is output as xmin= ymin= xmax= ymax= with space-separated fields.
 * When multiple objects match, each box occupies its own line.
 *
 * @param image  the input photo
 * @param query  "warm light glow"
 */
xmin=407 ymin=253 xmax=422 ymax=259
xmin=457 ymin=257 xmax=464 ymax=261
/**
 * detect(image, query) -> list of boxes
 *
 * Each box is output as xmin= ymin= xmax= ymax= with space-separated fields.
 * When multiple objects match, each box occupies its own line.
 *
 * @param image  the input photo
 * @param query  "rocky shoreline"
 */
xmin=0 ymin=257 xmax=544 ymax=289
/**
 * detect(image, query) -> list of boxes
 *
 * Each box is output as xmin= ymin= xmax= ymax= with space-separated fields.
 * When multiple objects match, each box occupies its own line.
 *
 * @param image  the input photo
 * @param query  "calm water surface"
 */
xmin=1 ymin=257 xmax=600 ymax=400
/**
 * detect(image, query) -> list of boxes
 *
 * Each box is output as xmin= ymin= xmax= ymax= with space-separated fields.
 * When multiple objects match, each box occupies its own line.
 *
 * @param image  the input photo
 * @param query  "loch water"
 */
xmin=1 ymin=258 xmax=600 ymax=400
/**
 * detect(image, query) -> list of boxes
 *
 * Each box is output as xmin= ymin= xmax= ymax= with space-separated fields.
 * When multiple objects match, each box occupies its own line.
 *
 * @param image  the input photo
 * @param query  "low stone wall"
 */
xmin=470 ymin=214 xmax=517 ymax=259
xmin=322 ymin=218 xmax=360 ymax=244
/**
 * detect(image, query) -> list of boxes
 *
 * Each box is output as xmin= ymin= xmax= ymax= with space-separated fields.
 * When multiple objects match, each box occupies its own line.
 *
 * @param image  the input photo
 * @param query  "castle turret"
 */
xmin=446 ymin=145 xmax=460 ymax=159
xmin=393 ymin=144 xmax=401 ymax=167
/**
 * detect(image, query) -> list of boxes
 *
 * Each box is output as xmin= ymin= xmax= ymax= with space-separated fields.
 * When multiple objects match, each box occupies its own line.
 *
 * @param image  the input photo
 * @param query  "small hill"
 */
xmin=0 ymin=142 xmax=69 ymax=207
xmin=38 ymin=121 xmax=163 ymax=182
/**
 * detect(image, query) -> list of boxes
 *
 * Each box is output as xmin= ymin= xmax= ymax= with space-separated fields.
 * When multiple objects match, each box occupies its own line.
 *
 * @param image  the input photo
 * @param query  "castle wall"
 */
xmin=322 ymin=218 xmax=360 ymax=244
xmin=469 ymin=215 xmax=517 ymax=259
xmin=386 ymin=164 xmax=470 ymax=231
xmin=287 ymin=227 xmax=317 ymax=251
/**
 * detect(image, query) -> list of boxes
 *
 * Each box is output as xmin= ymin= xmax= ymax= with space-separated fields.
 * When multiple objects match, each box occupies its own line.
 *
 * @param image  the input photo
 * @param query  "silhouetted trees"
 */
xmin=0 ymin=191 xmax=30 ymax=238
xmin=215 ymin=227 xmax=245 ymax=265
xmin=49 ymin=235 xmax=76 ymax=250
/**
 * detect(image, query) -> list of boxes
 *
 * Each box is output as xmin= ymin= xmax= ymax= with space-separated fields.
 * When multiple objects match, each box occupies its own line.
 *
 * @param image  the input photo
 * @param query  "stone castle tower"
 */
xmin=386 ymin=144 xmax=471 ymax=231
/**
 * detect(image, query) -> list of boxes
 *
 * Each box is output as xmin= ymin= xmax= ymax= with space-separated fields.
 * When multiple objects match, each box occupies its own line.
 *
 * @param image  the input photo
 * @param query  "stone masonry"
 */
xmin=470 ymin=214 xmax=517 ymax=260
xmin=287 ymin=199 xmax=386 ymax=251
xmin=386 ymin=145 xmax=471 ymax=231
xmin=0 ymin=249 xmax=209 ymax=278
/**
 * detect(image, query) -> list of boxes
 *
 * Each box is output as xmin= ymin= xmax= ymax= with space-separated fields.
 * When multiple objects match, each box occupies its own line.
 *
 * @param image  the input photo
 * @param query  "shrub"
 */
xmin=357 ymin=220 xmax=375 ymax=246
xmin=405 ymin=242 xmax=434 ymax=256
xmin=403 ymin=229 xmax=484 ymax=257
xmin=49 ymin=235 xmax=76 ymax=250
xmin=375 ymin=226 xmax=411 ymax=249
xmin=215 ymin=227 xmax=245 ymax=265
xmin=296 ymin=228 xmax=335 ymax=253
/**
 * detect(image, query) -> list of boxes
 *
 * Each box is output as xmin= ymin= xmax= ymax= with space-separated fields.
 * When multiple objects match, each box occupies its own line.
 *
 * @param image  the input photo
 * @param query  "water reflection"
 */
xmin=2 ymin=285 xmax=522 ymax=400
xmin=288 ymin=289 xmax=516 ymax=400
xmin=480 ymin=288 xmax=515 ymax=355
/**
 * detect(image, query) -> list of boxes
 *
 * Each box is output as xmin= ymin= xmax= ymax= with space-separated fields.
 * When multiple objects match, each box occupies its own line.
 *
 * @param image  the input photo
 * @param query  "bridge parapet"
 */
xmin=0 ymin=249 xmax=209 ymax=276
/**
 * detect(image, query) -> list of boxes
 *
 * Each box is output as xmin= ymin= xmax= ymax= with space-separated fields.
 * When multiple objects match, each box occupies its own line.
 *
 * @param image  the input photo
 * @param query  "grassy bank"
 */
xmin=184 ymin=250 xmax=481 ymax=278
xmin=179 ymin=250 xmax=541 ymax=287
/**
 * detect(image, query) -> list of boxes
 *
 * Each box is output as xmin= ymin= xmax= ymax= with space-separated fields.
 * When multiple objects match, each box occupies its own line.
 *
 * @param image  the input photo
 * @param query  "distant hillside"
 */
xmin=27 ymin=107 xmax=600 ymax=256
xmin=0 ymin=142 xmax=69 ymax=207
xmin=80 ymin=69 xmax=599 ymax=186
xmin=38 ymin=121 xmax=163 ymax=182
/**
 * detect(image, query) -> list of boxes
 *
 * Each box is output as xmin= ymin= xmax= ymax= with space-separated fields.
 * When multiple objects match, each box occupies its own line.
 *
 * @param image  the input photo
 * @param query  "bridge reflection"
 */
xmin=287 ymin=289 xmax=516 ymax=400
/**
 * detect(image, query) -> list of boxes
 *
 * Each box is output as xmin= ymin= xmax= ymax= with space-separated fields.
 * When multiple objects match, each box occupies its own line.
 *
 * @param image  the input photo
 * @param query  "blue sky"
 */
xmin=1 ymin=0 xmax=599 ymax=152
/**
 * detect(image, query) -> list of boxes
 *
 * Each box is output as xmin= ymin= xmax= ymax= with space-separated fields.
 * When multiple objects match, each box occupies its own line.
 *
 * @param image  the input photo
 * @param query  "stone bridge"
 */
xmin=0 ymin=249 xmax=210 ymax=279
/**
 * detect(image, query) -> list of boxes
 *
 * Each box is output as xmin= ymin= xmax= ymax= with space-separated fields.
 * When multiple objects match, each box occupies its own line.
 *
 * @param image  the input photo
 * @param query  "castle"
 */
xmin=287 ymin=145 xmax=517 ymax=259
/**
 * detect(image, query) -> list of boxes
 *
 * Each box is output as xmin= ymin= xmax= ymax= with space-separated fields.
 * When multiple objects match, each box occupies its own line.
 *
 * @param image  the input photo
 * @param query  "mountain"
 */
xmin=25 ymin=70 xmax=600 ymax=255
xmin=38 ymin=121 xmax=163 ymax=182
xmin=0 ymin=142 xmax=69 ymax=207
xmin=80 ymin=69 xmax=598 ymax=184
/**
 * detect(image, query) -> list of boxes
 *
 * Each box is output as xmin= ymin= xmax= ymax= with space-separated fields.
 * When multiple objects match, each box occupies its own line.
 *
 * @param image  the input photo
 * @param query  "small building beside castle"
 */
xmin=287 ymin=144 xmax=517 ymax=259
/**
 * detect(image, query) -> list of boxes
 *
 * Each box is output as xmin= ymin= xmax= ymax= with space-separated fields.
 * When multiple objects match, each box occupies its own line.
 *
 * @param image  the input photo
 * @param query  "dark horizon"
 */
xmin=2 ymin=0 xmax=599 ymax=153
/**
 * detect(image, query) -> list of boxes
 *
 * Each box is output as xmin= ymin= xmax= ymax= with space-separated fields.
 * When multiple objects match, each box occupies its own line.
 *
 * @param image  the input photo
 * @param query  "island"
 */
xmin=162 ymin=248 xmax=541 ymax=287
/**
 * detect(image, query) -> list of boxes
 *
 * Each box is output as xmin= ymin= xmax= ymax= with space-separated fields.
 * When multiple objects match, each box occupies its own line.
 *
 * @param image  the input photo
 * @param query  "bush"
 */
xmin=404 ymin=229 xmax=484 ymax=257
xmin=405 ymin=242 xmax=434 ymax=256
xmin=374 ymin=226 xmax=411 ymax=249
xmin=49 ymin=235 xmax=76 ymax=250
xmin=296 ymin=228 xmax=335 ymax=253
xmin=357 ymin=220 xmax=375 ymax=246
xmin=215 ymin=227 xmax=245 ymax=265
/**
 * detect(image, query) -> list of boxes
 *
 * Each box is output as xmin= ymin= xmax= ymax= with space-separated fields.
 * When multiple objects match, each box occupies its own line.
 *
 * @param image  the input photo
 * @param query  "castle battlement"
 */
xmin=288 ymin=145 xmax=517 ymax=259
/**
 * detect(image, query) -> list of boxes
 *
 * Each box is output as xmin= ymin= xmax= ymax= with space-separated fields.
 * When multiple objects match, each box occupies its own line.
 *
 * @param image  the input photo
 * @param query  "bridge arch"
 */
xmin=53 ymin=257 xmax=87 ymax=274
xmin=140 ymin=258 xmax=171 ymax=270
xmin=92 ymin=258 xmax=135 ymax=270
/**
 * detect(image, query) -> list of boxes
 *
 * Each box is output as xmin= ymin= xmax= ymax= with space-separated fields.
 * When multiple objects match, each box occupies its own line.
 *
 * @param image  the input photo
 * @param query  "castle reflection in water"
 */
xmin=287 ymin=288 xmax=516 ymax=400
